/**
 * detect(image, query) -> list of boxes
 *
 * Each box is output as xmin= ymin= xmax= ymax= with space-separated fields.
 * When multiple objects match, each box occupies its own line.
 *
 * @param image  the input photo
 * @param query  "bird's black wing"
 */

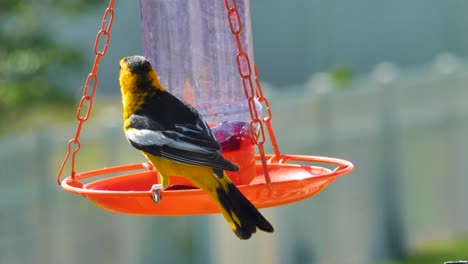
xmin=125 ymin=114 xmax=239 ymax=172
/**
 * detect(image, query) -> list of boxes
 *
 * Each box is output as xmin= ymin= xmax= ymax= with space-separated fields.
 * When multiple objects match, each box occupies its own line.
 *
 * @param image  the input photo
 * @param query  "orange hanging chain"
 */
xmin=57 ymin=0 xmax=115 ymax=185
xmin=224 ymin=0 xmax=281 ymax=186
xmin=253 ymin=64 xmax=281 ymax=161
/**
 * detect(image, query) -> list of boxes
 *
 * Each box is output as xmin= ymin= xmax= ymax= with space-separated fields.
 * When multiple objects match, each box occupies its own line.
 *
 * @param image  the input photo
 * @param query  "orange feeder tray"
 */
xmin=60 ymin=154 xmax=352 ymax=216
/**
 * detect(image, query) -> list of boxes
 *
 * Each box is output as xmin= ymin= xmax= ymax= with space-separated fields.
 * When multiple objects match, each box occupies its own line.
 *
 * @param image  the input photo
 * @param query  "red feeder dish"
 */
xmin=60 ymin=154 xmax=353 ymax=216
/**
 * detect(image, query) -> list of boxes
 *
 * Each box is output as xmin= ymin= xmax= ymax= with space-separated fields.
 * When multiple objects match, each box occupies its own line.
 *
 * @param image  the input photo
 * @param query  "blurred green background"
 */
xmin=2 ymin=1 xmax=468 ymax=264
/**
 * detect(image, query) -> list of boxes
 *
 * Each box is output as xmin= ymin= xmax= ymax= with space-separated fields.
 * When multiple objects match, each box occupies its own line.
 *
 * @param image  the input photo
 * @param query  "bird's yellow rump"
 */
xmin=119 ymin=55 xmax=274 ymax=239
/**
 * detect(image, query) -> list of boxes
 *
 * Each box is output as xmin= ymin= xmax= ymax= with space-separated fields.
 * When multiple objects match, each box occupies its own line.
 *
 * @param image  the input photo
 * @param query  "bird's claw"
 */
xmin=151 ymin=184 xmax=163 ymax=203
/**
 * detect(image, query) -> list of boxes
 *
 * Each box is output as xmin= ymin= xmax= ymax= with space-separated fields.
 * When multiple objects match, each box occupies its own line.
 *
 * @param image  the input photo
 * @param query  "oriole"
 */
xmin=119 ymin=55 xmax=274 ymax=239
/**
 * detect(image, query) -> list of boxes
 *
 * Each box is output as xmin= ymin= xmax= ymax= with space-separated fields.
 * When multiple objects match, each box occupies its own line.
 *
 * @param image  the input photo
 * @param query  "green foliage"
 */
xmin=382 ymin=238 xmax=468 ymax=264
xmin=329 ymin=66 xmax=353 ymax=89
xmin=0 ymin=0 xmax=103 ymax=130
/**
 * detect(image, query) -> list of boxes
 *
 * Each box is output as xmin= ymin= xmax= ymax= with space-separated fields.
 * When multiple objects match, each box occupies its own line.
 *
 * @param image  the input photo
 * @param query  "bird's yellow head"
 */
xmin=119 ymin=55 xmax=165 ymax=95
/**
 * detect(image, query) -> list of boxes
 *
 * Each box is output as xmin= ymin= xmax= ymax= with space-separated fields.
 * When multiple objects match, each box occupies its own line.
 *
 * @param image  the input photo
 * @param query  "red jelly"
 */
xmin=165 ymin=185 xmax=198 ymax=190
xmin=212 ymin=121 xmax=257 ymax=185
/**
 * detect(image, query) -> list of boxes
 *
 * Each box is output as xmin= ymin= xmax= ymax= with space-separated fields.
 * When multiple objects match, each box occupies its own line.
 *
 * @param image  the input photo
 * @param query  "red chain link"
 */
xmin=224 ymin=0 xmax=282 ymax=186
xmin=57 ymin=0 xmax=115 ymax=185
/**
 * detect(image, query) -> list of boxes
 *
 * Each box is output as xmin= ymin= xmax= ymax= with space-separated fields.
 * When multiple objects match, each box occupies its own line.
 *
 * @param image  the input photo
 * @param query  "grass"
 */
xmin=383 ymin=238 xmax=468 ymax=264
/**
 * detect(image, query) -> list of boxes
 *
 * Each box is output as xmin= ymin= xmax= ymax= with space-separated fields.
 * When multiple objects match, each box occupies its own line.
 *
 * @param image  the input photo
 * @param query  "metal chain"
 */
xmin=224 ymin=0 xmax=282 ymax=186
xmin=57 ymin=0 xmax=115 ymax=185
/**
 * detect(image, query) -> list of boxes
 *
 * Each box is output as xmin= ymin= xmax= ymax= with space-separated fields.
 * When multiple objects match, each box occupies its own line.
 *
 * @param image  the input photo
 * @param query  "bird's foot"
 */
xmin=151 ymin=184 xmax=163 ymax=203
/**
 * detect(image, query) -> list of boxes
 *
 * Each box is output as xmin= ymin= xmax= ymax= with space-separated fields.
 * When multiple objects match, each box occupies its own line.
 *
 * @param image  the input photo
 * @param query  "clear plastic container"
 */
xmin=140 ymin=0 xmax=258 ymax=185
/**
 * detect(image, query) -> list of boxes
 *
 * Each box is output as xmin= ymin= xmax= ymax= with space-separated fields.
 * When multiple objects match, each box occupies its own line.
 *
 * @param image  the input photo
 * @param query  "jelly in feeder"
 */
xmin=57 ymin=0 xmax=353 ymax=217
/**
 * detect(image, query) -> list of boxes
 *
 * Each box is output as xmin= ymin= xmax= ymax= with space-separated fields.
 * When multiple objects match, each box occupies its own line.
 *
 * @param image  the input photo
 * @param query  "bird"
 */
xmin=119 ymin=55 xmax=274 ymax=239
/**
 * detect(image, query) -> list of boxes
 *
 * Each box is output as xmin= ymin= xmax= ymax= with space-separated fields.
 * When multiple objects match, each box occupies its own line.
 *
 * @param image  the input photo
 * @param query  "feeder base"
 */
xmin=60 ymin=154 xmax=353 ymax=216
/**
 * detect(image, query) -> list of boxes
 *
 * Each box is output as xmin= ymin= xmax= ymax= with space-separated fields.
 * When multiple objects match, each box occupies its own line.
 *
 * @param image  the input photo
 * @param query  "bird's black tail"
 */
xmin=214 ymin=173 xmax=274 ymax=240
